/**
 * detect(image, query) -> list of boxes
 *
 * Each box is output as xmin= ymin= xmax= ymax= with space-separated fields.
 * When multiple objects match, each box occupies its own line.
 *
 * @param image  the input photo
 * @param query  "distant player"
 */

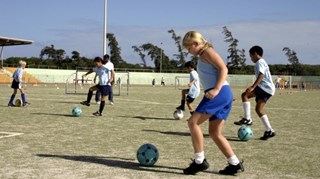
xmin=80 ymin=57 xmax=113 ymax=116
xmin=8 ymin=60 xmax=30 ymax=107
xmin=95 ymin=54 xmax=115 ymax=105
xmin=176 ymin=61 xmax=200 ymax=115
xmin=234 ymin=45 xmax=276 ymax=140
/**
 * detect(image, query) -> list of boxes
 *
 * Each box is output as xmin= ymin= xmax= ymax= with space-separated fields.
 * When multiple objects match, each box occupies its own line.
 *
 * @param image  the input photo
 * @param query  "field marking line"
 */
xmin=0 ymin=132 xmax=24 ymax=139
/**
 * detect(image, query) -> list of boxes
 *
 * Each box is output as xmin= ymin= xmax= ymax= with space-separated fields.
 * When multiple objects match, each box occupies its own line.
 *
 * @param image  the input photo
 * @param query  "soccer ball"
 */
xmin=136 ymin=143 xmax=159 ymax=166
xmin=238 ymin=125 xmax=253 ymax=141
xmin=14 ymin=99 xmax=22 ymax=107
xmin=173 ymin=109 xmax=184 ymax=120
xmin=72 ymin=107 xmax=82 ymax=117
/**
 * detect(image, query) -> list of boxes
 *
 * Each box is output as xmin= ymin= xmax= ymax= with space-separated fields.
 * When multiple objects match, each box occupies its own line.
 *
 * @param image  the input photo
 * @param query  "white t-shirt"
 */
xmin=255 ymin=58 xmax=275 ymax=95
xmin=188 ymin=70 xmax=200 ymax=98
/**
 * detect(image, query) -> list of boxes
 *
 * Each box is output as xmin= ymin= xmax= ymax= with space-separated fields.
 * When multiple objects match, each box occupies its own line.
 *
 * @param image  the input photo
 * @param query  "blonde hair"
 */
xmin=182 ymin=31 xmax=213 ymax=49
xmin=19 ymin=60 xmax=27 ymax=67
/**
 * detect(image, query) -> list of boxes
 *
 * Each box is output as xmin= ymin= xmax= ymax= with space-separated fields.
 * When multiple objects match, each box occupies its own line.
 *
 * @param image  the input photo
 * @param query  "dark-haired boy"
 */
xmin=176 ymin=61 xmax=200 ymax=115
xmin=234 ymin=46 xmax=276 ymax=140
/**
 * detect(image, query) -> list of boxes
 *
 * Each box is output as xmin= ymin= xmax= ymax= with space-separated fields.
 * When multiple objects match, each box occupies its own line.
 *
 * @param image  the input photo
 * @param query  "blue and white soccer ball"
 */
xmin=136 ymin=143 xmax=159 ymax=166
xmin=238 ymin=125 xmax=253 ymax=141
xmin=72 ymin=107 xmax=82 ymax=117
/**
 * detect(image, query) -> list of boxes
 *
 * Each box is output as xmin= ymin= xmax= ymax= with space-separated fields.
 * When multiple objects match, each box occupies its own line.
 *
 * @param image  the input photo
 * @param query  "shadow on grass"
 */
xmin=143 ymin=129 xmax=210 ymax=138
xmin=32 ymin=112 xmax=75 ymax=117
xmin=119 ymin=115 xmax=175 ymax=121
xmin=36 ymin=154 xmax=183 ymax=175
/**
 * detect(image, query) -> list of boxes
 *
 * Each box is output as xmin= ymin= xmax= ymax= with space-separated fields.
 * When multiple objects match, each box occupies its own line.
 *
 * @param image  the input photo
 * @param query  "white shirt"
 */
xmin=188 ymin=70 xmax=200 ymax=98
xmin=255 ymin=58 xmax=275 ymax=95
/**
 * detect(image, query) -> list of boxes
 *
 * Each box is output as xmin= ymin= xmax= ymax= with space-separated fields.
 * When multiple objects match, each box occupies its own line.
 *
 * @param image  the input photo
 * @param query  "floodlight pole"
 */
xmin=103 ymin=0 xmax=108 ymax=56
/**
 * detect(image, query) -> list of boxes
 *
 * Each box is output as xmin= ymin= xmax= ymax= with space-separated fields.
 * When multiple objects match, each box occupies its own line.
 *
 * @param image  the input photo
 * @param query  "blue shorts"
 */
xmin=195 ymin=85 xmax=233 ymax=121
xmin=96 ymin=85 xmax=111 ymax=96
xmin=254 ymin=86 xmax=272 ymax=102
xmin=11 ymin=80 xmax=20 ymax=89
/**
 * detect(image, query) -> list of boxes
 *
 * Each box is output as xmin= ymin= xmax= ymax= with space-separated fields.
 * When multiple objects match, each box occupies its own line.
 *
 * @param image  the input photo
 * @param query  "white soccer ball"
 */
xmin=173 ymin=110 xmax=184 ymax=120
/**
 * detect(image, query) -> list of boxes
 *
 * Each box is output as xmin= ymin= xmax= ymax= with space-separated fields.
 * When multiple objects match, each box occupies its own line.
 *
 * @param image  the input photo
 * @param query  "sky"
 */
xmin=2 ymin=0 xmax=320 ymax=66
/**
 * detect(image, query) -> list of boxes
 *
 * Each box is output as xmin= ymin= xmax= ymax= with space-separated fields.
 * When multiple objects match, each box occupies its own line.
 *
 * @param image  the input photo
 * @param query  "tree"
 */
xmin=282 ymin=47 xmax=302 ymax=75
xmin=168 ymin=29 xmax=187 ymax=69
xmin=132 ymin=46 xmax=147 ymax=67
xmin=71 ymin=51 xmax=80 ymax=61
xmin=222 ymin=26 xmax=246 ymax=73
xmin=139 ymin=43 xmax=171 ymax=71
xmin=40 ymin=44 xmax=56 ymax=59
xmin=106 ymin=33 xmax=124 ymax=67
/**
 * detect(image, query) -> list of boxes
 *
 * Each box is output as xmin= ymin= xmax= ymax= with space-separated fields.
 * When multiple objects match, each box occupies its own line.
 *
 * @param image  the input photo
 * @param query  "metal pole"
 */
xmin=103 ymin=0 xmax=108 ymax=56
xmin=160 ymin=42 xmax=163 ymax=73
xmin=0 ymin=46 xmax=4 ymax=68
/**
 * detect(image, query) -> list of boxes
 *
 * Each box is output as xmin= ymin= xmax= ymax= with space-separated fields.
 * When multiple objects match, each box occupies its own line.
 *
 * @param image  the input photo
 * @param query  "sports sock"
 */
xmin=227 ymin=155 xmax=240 ymax=165
xmin=99 ymin=101 xmax=105 ymax=113
xmin=260 ymin=115 xmax=273 ymax=131
xmin=21 ymin=93 xmax=26 ymax=104
xmin=243 ymin=101 xmax=251 ymax=120
xmin=194 ymin=151 xmax=205 ymax=164
xmin=87 ymin=90 xmax=93 ymax=103
xmin=180 ymin=100 xmax=185 ymax=110
xmin=9 ymin=94 xmax=16 ymax=104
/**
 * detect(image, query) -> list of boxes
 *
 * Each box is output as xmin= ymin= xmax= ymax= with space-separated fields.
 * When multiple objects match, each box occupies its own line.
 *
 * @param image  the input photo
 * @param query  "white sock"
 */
xmin=243 ymin=101 xmax=251 ymax=120
xmin=194 ymin=151 xmax=205 ymax=164
xmin=228 ymin=155 xmax=240 ymax=165
xmin=261 ymin=115 xmax=273 ymax=131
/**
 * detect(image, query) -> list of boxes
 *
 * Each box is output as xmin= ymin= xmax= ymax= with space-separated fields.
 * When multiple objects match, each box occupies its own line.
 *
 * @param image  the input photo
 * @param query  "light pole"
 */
xmin=160 ymin=42 xmax=163 ymax=73
xmin=103 ymin=0 xmax=108 ymax=56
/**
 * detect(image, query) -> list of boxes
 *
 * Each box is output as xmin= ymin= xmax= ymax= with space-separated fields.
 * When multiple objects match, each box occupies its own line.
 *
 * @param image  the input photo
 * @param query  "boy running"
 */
xmin=176 ymin=61 xmax=200 ymax=115
xmin=234 ymin=45 xmax=276 ymax=140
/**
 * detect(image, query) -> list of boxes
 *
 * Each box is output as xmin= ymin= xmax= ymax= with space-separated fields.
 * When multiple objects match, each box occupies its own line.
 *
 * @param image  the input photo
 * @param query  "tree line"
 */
xmin=3 ymin=27 xmax=320 ymax=76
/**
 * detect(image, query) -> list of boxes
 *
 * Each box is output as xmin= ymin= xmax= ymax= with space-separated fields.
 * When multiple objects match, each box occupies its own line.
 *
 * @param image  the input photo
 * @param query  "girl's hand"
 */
xmin=205 ymin=88 xmax=219 ymax=99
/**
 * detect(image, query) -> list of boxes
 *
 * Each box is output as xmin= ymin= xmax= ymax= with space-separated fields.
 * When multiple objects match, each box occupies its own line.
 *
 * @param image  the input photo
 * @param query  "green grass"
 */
xmin=0 ymin=84 xmax=319 ymax=179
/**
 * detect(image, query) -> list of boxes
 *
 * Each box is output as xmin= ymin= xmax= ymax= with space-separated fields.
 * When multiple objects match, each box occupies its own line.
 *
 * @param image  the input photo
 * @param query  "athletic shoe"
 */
xmin=23 ymin=102 xmax=30 ymax=107
xmin=234 ymin=118 xmax=252 ymax=125
xmin=92 ymin=111 xmax=102 ymax=116
xmin=176 ymin=105 xmax=185 ymax=111
xmin=260 ymin=131 xmax=276 ymax=140
xmin=219 ymin=161 xmax=244 ymax=175
xmin=110 ymin=101 xmax=114 ymax=105
xmin=8 ymin=103 xmax=15 ymax=107
xmin=183 ymin=159 xmax=209 ymax=175
xmin=80 ymin=101 xmax=90 ymax=106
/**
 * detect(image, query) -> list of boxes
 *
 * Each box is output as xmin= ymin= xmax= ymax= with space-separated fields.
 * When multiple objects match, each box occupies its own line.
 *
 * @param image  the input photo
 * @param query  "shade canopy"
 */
xmin=0 ymin=36 xmax=33 ymax=46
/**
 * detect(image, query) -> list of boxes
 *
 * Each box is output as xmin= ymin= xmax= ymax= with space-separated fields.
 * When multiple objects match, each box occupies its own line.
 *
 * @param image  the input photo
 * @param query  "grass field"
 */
xmin=0 ymin=84 xmax=319 ymax=179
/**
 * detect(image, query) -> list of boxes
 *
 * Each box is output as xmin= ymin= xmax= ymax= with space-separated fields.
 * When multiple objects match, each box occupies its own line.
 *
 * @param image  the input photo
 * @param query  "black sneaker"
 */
xmin=219 ymin=161 xmax=244 ymax=175
xmin=234 ymin=118 xmax=252 ymax=125
xmin=8 ymin=103 xmax=15 ymax=107
xmin=260 ymin=131 xmax=276 ymax=140
xmin=80 ymin=101 xmax=90 ymax=106
xmin=176 ymin=105 xmax=185 ymax=111
xmin=92 ymin=111 xmax=102 ymax=116
xmin=183 ymin=159 xmax=209 ymax=175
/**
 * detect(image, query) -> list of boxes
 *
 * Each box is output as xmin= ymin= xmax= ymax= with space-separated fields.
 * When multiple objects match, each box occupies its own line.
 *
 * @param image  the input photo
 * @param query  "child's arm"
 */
xmin=82 ymin=70 xmax=93 ymax=78
xmin=201 ymin=48 xmax=228 ymax=98
xmin=246 ymin=73 xmax=264 ymax=93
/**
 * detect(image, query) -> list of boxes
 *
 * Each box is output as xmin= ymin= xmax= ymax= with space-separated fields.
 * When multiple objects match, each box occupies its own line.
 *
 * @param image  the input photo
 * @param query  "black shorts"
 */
xmin=11 ymin=80 xmax=20 ymax=89
xmin=186 ymin=95 xmax=195 ymax=103
xmin=254 ymin=86 xmax=272 ymax=102
xmin=96 ymin=85 xmax=111 ymax=96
